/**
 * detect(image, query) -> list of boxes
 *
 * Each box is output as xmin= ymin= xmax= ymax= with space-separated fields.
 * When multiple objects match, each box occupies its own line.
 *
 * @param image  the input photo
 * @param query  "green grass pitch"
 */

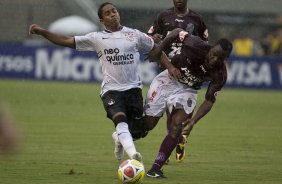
xmin=0 ymin=79 xmax=282 ymax=184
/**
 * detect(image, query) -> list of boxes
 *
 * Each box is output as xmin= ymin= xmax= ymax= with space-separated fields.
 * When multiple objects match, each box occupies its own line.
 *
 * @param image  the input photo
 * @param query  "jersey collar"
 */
xmin=104 ymin=26 xmax=123 ymax=33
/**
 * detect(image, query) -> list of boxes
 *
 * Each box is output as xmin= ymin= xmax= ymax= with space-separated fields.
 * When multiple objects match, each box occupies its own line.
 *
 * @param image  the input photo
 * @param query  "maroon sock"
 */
xmin=150 ymin=134 xmax=178 ymax=171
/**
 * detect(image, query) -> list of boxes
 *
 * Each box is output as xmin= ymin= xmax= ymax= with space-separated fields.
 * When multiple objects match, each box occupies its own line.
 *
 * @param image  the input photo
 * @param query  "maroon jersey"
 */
xmin=151 ymin=8 xmax=208 ymax=39
xmin=149 ymin=8 xmax=208 ymax=58
xmin=171 ymin=34 xmax=227 ymax=103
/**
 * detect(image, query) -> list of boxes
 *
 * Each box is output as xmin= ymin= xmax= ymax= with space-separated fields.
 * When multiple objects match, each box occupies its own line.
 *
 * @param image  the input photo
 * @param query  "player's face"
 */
xmin=100 ymin=4 xmax=121 ymax=29
xmin=173 ymin=0 xmax=188 ymax=8
xmin=206 ymin=45 xmax=227 ymax=69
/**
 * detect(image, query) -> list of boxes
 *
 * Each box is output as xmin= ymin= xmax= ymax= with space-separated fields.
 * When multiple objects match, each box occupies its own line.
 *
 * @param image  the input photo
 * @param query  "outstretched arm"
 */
xmin=29 ymin=24 xmax=75 ymax=48
xmin=182 ymin=100 xmax=214 ymax=136
xmin=190 ymin=99 xmax=213 ymax=124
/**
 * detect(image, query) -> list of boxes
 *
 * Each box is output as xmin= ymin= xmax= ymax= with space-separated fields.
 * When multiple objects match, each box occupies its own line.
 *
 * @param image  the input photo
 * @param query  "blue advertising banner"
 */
xmin=226 ymin=56 xmax=282 ymax=89
xmin=1 ymin=43 xmax=282 ymax=89
xmin=0 ymin=43 xmax=157 ymax=85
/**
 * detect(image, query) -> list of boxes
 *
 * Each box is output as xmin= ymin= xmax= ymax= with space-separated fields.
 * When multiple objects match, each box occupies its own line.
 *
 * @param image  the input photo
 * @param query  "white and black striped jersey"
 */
xmin=75 ymin=26 xmax=154 ymax=96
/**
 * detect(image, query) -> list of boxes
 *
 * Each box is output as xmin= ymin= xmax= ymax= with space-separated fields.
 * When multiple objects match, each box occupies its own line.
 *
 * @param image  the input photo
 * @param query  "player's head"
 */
xmin=173 ymin=0 xmax=188 ymax=9
xmin=98 ymin=2 xmax=121 ymax=29
xmin=206 ymin=38 xmax=233 ymax=68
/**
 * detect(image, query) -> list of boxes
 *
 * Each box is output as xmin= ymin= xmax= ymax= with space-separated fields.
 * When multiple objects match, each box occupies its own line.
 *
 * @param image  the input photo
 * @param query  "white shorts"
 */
xmin=144 ymin=70 xmax=198 ymax=117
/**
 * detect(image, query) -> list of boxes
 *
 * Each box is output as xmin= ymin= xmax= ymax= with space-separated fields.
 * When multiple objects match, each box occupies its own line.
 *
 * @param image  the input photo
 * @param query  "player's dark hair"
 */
xmin=98 ymin=2 xmax=113 ymax=19
xmin=217 ymin=38 xmax=233 ymax=57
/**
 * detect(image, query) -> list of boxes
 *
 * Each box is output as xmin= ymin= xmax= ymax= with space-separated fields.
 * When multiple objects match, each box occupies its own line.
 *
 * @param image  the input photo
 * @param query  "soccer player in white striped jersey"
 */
xmin=29 ymin=2 xmax=160 ymax=163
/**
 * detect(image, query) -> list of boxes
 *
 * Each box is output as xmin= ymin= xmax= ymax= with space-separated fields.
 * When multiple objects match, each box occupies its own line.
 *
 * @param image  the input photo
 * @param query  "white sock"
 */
xmin=116 ymin=122 xmax=136 ymax=158
xmin=112 ymin=132 xmax=121 ymax=145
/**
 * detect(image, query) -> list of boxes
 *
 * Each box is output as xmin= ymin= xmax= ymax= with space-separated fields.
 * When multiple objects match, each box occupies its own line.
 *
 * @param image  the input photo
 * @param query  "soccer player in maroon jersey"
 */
xmin=147 ymin=0 xmax=208 ymax=163
xmin=144 ymin=28 xmax=233 ymax=178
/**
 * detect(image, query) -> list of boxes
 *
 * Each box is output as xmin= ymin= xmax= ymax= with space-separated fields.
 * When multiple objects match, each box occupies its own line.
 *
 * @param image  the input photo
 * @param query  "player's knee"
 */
xmin=112 ymin=114 xmax=127 ymax=126
xmin=128 ymin=116 xmax=148 ymax=140
xmin=143 ymin=116 xmax=160 ymax=131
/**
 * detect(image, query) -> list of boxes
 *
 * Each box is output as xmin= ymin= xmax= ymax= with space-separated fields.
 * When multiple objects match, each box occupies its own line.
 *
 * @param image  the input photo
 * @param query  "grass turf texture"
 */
xmin=0 ymin=79 xmax=282 ymax=184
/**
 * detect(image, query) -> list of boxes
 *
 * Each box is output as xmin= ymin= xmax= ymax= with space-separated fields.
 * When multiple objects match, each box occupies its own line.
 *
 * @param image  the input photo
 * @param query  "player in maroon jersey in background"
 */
xmin=147 ymin=0 xmax=208 ymax=164
xmin=144 ymin=28 xmax=232 ymax=178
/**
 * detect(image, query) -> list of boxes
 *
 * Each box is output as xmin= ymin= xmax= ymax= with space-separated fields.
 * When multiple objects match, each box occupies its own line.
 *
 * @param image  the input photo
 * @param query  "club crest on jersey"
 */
xmin=186 ymin=23 xmax=195 ymax=34
xmin=124 ymin=32 xmax=134 ymax=42
xmin=187 ymin=98 xmax=192 ymax=107
xmin=108 ymin=99 xmax=115 ymax=106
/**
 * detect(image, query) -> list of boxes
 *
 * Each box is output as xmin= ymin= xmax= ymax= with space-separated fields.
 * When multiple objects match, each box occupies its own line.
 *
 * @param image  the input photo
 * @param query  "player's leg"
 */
xmin=171 ymin=90 xmax=197 ymax=163
xmin=146 ymin=109 xmax=189 ymax=178
xmin=176 ymin=111 xmax=193 ymax=162
xmin=164 ymin=110 xmax=171 ymax=165
xmin=146 ymin=87 xmax=197 ymax=178
xmin=112 ymin=131 xmax=123 ymax=160
xmin=126 ymin=88 xmax=148 ymax=140
xmin=143 ymin=70 xmax=170 ymax=132
xmin=101 ymin=90 xmax=139 ymax=161
xmin=114 ymin=114 xmax=141 ymax=161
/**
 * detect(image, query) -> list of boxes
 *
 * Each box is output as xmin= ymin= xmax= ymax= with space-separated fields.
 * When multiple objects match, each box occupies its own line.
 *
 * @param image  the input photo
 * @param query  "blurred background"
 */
xmin=1 ymin=0 xmax=282 ymax=57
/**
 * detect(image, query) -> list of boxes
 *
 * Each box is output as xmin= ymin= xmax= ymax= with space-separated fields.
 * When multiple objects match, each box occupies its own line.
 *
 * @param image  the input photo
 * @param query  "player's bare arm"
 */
xmin=150 ymin=33 xmax=163 ymax=44
xmin=29 ymin=24 xmax=75 ymax=48
xmin=159 ymin=51 xmax=181 ymax=80
xmin=182 ymin=99 xmax=214 ymax=135
xmin=191 ymin=99 xmax=213 ymax=123
xmin=147 ymin=45 xmax=181 ymax=80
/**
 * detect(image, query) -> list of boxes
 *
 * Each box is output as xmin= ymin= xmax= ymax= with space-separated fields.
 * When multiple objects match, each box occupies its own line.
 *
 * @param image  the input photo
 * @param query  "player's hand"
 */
xmin=29 ymin=24 xmax=43 ymax=35
xmin=151 ymin=34 xmax=162 ymax=44
xmin=168 ymin=66 xmax=181 ymax=80
xmin=181 ymin=119 xmax=195 ymax=136
xmin=179 ymin=31 xmax=188 ymax=42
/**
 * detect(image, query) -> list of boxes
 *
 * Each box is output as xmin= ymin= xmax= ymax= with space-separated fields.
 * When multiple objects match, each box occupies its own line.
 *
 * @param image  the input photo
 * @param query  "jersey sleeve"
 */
xmin=136 ymin=29 xmax=154 ymax=54
xmin=74 ymin=32 xmax=97 ymax=51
